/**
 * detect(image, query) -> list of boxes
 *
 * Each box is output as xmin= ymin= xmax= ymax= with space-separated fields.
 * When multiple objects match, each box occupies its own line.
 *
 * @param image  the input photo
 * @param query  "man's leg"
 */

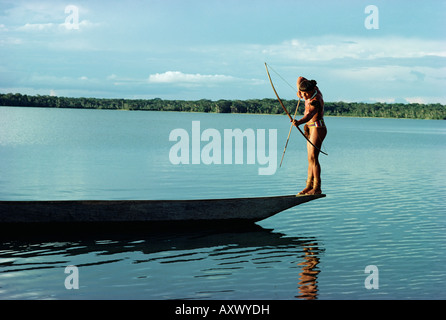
xmin=306 ymin=127 xmax=326 ymax=195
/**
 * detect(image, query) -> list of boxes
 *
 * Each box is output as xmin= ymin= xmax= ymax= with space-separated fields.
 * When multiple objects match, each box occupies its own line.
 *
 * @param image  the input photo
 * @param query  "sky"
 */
xmin=0 ymin=0 xmax=445 ymax=103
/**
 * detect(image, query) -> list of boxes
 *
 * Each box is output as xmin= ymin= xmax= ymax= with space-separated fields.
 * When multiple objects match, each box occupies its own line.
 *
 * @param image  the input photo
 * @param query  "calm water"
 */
xmin=0 ymin=106 xmax=445 ymax=300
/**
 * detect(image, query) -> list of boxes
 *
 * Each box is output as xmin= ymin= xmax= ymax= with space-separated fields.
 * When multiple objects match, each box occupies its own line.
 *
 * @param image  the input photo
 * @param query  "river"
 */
xmin=0 ymin=106 xmax=445 ymax=300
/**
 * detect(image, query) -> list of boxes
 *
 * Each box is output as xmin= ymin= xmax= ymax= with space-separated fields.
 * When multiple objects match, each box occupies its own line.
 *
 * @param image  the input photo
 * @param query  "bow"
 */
xmin=264 ymin=62 xmax=328 ymax=156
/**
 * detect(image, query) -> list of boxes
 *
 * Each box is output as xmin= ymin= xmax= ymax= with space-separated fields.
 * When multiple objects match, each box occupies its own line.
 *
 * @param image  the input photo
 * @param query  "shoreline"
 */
xmin=1 ymin=105 xmax=443 ymax=122
xmin=1 ymin=93 xmax=445 ymax=120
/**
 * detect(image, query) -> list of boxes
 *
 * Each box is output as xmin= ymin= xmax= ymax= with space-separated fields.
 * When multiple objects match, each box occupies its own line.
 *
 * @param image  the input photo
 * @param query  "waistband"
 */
xmin=307 ymin=119 xmax=325 ymax=128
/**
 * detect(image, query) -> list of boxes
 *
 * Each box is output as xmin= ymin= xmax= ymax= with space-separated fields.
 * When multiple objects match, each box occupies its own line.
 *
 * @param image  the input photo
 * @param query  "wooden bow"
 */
xmin=264 ymin=62 xmax=328 ymax=156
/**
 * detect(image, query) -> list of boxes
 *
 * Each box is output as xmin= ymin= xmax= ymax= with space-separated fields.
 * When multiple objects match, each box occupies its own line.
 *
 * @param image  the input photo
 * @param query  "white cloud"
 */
xmin=405 ymin=97 xmax=426 ymax=104
xmin=263 ymin=36 xmax=446 ymax=62
xmin=330 ymin=65 xmax=446 ymax=85
xmin=334 ymin=65 xmax=409 ymax=81
xmin=60 ymin=20 xmax=101 ymax=30
xmin=16 ymin=20 xmax=99 ymax=32
xmin=370 ymin=97 xmax=396 ymax=103
xmin=405 ymin=96 xmax=446 ymax=104
xmin=0 ymin=37 xmax=23 ymax=46
xmin=17 ymin=22 xmax=55 ymax=31
xmin=148 ymin=71 xmax=235 ymax=85
xmin=373 ymin=96 xmax=446 ymax=105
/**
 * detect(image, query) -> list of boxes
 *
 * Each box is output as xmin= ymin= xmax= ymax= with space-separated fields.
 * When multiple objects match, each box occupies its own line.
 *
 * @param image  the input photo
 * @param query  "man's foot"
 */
xmin=306 ymin=188 xmax=322 ymax=195
xmin=298 ymin=179 xmax=313 ymax=195
xmin=297 ymin=186 xmax=313 ymax=195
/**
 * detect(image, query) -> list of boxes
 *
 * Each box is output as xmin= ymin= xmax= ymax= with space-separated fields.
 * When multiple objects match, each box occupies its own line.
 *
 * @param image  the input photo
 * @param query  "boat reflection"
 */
xmin=0 ymin=223 xmax=323 ymax=299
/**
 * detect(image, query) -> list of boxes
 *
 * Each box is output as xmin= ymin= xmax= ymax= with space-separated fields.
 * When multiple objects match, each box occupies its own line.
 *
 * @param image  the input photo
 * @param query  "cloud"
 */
xmin=333 ymin=65 xmax=446 ymax=84
xmin=148 ymin=71 xmax=235 ymax=85
xmin=17 ymin=22 xmax=56 ymax=31
xmin=334 ymin=65 xmax=409 ymax=81
xmin=369 ymin=97 xmax=396 ymax=103
xmin=16 ymin=20 xmax=100 ymax=32
xmin=3 ymin=2 xmax=99 ymax=35
xmin=369 ymin=96 xmax=446 ymax=105
xmin=1 ymin=2 xmax=444 ymax=103
xmin=409 ymin=70 xmax=426 ymax=81
xmin=405 ymin=96 xmax=446 ymax=104
xmin=263 ymin=36 xmax=446 ymax=62
xmin=0 ymin=37 xmax=23 ymax=46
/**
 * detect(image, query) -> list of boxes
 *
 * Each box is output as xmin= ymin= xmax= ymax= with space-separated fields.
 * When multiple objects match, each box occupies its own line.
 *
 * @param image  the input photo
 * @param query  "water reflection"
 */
xmin=0 ymin=223 xmax=323 ymax=299
xmin=296 ymin=242 xmax=321 ymax=300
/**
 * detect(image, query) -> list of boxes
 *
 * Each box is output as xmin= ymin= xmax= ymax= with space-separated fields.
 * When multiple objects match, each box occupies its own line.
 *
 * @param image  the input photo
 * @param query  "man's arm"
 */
xmin=293 ymin=101 xmax=319 ymax=126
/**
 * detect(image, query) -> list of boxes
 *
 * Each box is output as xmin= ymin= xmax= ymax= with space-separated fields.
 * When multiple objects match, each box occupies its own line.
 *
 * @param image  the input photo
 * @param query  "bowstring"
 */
xmin=265 ymin=63 xmax=297 ymax=94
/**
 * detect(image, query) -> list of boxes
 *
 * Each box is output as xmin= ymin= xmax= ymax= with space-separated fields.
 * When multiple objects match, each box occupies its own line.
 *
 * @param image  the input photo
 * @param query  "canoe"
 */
xmin=0 ymin=194 xmax=325 ymax=224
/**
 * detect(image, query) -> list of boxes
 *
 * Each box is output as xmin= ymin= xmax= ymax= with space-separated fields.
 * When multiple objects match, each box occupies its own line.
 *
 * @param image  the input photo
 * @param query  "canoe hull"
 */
xmin=0 ymin=194 xmax=325 ymax=224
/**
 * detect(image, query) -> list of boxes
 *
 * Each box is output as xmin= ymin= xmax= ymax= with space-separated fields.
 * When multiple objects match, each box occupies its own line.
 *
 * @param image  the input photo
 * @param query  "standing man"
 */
xmin=292 ymin=77 xmax=327 ymax=195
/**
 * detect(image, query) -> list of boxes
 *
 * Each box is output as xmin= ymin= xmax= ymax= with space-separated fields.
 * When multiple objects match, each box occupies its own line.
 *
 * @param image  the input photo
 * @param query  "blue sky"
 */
xmin=1 ymin=0 xmax=445 ymax=103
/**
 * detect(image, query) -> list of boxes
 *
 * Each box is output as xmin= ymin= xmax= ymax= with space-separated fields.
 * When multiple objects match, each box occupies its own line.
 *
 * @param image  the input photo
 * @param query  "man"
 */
xmin=292 ymin=77 xmax=327 ymax=195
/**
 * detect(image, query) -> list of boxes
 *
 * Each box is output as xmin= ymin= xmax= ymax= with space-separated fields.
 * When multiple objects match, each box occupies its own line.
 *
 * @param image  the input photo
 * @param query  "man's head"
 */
xmin=297 ymin=77 xmax=317 ymax=99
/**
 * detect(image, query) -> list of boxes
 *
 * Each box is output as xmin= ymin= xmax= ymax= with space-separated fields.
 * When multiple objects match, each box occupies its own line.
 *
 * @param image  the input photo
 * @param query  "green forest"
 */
xmin=1 ymin=93 xmax=445 ymax=120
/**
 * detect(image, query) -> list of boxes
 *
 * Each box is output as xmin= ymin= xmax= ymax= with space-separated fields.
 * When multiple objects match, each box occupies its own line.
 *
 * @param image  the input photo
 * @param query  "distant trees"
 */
xmin=0 ymin=93 xmax=445 ymax=120
xmin=322 ymin=101 xmax=445 ymax=119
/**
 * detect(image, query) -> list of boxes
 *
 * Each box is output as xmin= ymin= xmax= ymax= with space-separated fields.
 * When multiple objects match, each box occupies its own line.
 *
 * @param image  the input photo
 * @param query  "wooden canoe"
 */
xmin=0 ymin=194 xmax=325 ymax=224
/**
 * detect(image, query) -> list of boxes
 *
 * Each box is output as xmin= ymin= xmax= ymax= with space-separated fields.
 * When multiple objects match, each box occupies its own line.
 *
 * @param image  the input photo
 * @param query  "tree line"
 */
xmin=1 ymin=93 xmax=445 ymax=120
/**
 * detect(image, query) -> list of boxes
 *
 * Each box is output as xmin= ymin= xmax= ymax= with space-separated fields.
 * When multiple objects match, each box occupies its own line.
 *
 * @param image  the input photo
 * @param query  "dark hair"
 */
xmin=299 ymin=79 xmax=317 ymax=92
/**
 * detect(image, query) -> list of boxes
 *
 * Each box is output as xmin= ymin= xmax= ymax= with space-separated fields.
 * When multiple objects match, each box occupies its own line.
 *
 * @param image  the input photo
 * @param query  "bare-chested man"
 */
xmin=292 ymin=77 xmax=327 ymax=195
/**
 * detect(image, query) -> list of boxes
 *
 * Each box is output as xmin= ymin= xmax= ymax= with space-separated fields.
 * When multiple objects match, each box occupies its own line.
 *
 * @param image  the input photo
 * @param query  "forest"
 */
xmin=1 ymin=93 xmax=445 ymax=120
